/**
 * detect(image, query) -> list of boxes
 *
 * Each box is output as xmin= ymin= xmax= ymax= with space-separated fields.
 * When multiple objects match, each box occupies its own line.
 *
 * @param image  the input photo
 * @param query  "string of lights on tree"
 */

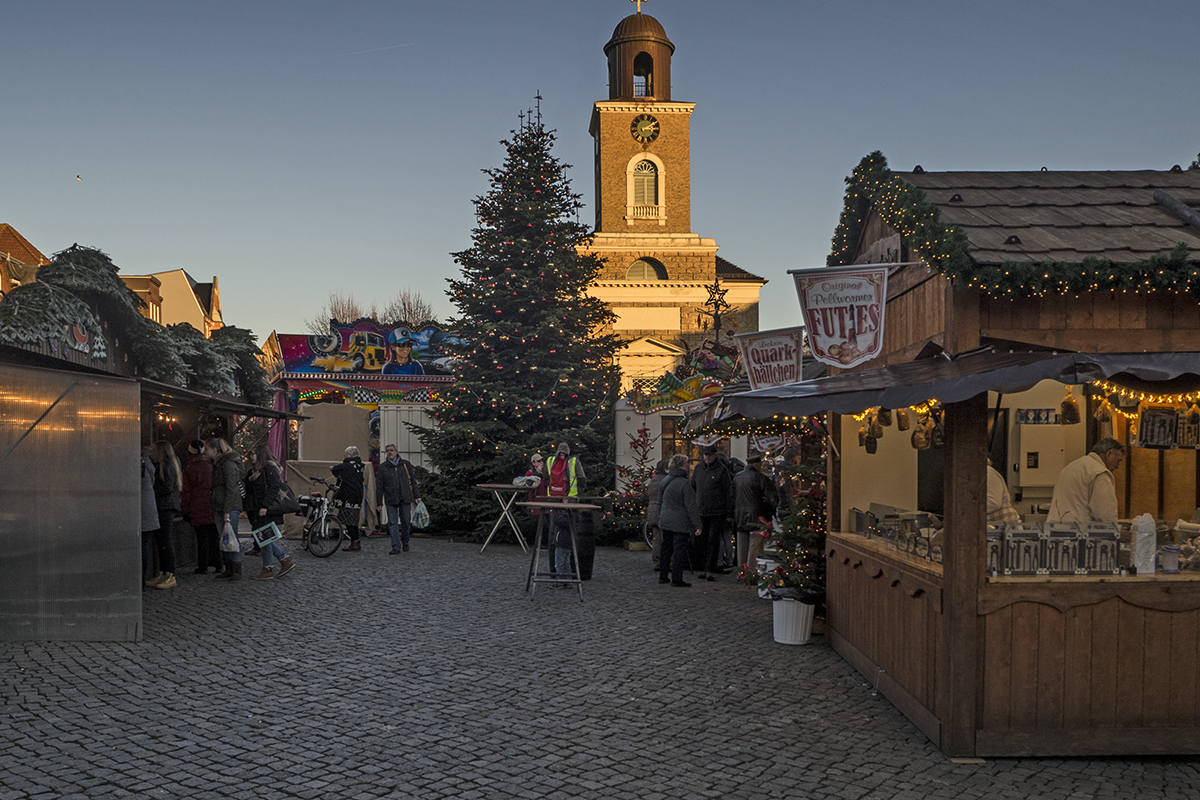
xmin=828 ymin=152 xmax=1200 ymax=299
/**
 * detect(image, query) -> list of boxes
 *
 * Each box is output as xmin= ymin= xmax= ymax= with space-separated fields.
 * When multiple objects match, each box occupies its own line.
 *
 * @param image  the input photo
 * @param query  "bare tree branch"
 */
xmin=379 ymin=288 xmax=438 ymax=326
xmin=303 ymin=292 xmax=378 ymax=334
xmin=303 ymin=289 xmax=438 ymax=334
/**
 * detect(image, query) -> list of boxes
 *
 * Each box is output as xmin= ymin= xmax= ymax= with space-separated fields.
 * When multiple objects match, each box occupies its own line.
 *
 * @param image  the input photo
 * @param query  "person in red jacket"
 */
xmin=180 ymin=440 xmax=221 ymax=574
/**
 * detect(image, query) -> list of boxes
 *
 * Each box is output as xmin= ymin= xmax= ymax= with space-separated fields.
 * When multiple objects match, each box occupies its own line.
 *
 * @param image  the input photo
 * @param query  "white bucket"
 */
xmin=772 ymin=598 xmax=815 ymax=645
xmin=756 ymin=558 xmax=777 ymax=599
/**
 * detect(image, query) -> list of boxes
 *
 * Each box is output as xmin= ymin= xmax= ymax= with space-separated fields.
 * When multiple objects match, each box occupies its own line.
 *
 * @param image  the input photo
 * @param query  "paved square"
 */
xmin=2 ymin=537 xmax=1197 ymax=798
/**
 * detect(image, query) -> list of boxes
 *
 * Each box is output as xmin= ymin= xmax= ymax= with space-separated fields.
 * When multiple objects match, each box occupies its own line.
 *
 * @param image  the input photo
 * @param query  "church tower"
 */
xmin=580 ymin=8 xmax=766 ymax=391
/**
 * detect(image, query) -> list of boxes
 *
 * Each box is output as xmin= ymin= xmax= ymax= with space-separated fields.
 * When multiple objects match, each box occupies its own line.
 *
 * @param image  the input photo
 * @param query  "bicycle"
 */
xmin=298 ymin=477 xmax=355 ymax=558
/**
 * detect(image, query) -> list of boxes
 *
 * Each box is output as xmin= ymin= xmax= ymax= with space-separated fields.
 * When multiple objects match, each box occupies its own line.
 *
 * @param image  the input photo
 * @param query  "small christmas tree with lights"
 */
xmin=739 ymin=415 xmax=827 ymax=606
xmin=417 ymin=106 xmax=620 ymax=534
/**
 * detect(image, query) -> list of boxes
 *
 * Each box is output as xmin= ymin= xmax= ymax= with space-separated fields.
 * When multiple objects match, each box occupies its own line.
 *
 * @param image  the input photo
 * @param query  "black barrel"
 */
xmin=575 ymin=510 xmax=597 ymax=580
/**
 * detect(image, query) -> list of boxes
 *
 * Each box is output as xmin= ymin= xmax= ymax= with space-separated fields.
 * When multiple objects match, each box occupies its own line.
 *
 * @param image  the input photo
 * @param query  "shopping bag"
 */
xmin=411 ymin=499 xmax=430 ymax=530
xmin=267 ymin=482 xmax=302 ymax=515
xmin=219 ymin=520 xmax=240 ymax=553
xmin=252 ymin=522 xmax=282 ymax=548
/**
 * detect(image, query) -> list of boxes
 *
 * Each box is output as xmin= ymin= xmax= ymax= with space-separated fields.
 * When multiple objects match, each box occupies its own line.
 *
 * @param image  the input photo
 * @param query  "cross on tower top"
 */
xmin=630 ymin=0 xmax=647 ymax=13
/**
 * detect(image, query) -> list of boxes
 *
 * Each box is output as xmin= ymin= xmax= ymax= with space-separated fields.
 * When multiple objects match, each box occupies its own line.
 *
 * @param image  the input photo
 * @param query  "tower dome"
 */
xmin=604 ymin=13 xmax=675 ymax=101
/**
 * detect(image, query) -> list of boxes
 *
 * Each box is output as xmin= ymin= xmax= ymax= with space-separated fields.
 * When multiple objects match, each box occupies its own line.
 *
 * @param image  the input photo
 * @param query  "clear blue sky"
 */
xmin=4 ymin=1 xmax=1197 ymax=342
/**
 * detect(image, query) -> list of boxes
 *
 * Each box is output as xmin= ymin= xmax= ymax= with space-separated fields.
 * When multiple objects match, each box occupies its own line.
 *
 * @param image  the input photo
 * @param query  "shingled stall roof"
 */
xmin=904 ymin=169 xmax=1200 ymax=265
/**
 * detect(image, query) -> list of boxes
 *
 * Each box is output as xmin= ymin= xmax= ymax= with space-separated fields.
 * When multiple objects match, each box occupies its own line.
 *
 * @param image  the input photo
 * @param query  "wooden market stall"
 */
xmin=727 ymin=160 xmax=1200 ymax=757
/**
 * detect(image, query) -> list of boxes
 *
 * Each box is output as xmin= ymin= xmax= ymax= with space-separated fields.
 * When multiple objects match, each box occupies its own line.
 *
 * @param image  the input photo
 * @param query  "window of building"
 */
xmin=625 ymin=258 xmax=667 ymax=280
xmin=633 ymin=160 xmax=658 ymax=206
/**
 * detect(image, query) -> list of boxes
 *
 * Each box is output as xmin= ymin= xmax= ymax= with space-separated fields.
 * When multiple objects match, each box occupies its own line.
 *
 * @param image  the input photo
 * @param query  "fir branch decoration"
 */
xmin=210 ymin=325 xmax=275 ymax=407
xmin=170 ymin=322 xmax=237 ymax=395
xmin=0 ymin=281 xmax=106 ymax=358
xmin=0 ymin=243 xmax=275 ymax=403
xmin=827 ymin=152 xmax=972 ymax=281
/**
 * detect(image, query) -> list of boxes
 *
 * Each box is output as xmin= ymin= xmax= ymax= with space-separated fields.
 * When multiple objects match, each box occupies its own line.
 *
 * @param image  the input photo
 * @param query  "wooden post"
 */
xmin=940 ymin=393 xmax=987 ymax=756
xmin=827 ymin=412 xmax=841 ymax=535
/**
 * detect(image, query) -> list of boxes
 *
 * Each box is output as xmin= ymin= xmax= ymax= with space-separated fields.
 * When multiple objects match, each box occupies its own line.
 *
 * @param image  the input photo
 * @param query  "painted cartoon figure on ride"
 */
xmin=384 ymin=328 xmax=424 ymax=375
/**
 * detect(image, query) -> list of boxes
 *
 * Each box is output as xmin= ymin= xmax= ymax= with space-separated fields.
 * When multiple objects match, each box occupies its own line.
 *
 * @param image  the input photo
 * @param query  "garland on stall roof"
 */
xmin=827 ymin=151 xmax=972 ymax=279
xmin=828 ymin=152 xmax=1200 ymax=298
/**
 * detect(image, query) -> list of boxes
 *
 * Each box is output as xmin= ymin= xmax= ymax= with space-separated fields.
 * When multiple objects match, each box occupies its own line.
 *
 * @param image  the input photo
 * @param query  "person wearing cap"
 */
xmin=690 ymin=443 xmax=734 ymax=581
xmin=180 ymin=439 xmax=221 ymax=573
xmin=734 ymin=453 xmax=778 ymax=572
xmin=544 ymin=442 xmax=587 ymax=584
xmin=384 ymin=331 xmax=424 ymax=375
xmin=376 ymin=444 xmax=422 ymax=554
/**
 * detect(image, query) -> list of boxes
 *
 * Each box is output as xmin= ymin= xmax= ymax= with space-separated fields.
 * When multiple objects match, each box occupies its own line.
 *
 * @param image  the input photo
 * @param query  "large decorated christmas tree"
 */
xmin=417 ymin=113 xmax=621 ymax=534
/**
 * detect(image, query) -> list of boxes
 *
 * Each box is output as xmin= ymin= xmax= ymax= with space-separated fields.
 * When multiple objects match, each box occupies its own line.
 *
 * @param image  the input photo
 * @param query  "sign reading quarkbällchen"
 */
xmin=791 ymin=264 xmax=901 ymax=369
xmin=736 ymin=327 xmax=805 ymax=391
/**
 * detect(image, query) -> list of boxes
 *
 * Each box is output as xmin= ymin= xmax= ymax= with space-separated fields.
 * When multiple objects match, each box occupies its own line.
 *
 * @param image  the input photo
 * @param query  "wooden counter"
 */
xmin=827 ymin=530 xmax=1200 ymax=756
xmin=826 ymin=532 xmax=945 ymax=747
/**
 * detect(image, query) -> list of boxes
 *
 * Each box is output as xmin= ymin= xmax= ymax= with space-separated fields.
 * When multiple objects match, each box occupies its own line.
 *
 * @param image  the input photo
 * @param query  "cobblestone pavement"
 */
xmin=2 ymin=536 xmax=1198 ymax=799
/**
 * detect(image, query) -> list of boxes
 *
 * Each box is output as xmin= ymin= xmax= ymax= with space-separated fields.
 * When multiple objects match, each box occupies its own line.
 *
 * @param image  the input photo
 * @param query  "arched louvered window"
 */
xmin=633 ymin=160 xmax=658 ymax=206
xmin=625 ymin=258 xmax=667 ymax=280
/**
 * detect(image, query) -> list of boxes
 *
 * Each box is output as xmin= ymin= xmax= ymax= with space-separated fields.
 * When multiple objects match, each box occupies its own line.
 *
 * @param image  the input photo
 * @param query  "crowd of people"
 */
xmin=139 ymin=435 xmax=423 ymax=589
xmin=646 ymin=444 xmax=781 ymax=588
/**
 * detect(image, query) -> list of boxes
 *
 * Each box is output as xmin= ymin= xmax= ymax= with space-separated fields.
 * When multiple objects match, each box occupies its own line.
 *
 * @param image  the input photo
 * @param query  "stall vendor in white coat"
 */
xmin=1046 ymin=438 xmax=1125 ymax=525
xmin=987 ymin=460 xmax=1021 ymax=525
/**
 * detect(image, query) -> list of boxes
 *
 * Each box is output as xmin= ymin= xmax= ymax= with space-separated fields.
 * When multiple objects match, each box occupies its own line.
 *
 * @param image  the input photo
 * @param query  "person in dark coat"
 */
xmin=376 ymin=443 xmax=421 ymax=554
xmin=734 ymin=454 xmax=778 ymax=570
xmin=181 ymin=440 xmax=221 ymax=573
xmin=244 ymin=445 xmax=296 ymax=580
xmin=331 ymin=445 xmax=366 ymax=551
xmin=690 ymin=443 xmax=734 ymax=581
xmin=645 ymin=459 xmax=668 ymax=570
xmin=658 ymin=454 xmax=701 ymax=587
xmin=146 ymin=441 xmax=181 ymax=589
xmin=140 ymin=450 xmax=160 ymax=589
xmin=204 ymin=437 xmax=243 ymax=581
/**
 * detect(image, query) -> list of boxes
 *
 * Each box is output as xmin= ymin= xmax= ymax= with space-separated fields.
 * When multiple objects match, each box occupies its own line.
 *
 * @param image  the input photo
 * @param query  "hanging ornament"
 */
xmin=1060 ymin=387 xmax=1081 ymax=425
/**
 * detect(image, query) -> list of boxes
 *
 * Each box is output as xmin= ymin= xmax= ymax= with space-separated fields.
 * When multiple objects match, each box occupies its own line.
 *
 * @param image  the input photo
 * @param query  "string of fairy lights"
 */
xmin=769 ymin=380 xmax=1200 ymax=437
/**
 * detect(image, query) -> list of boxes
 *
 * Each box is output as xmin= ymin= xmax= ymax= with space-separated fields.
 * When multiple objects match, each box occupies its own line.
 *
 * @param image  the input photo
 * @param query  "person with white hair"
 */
xmin=331 ymin=445 xmax=366 ymax=551
xmin=1047 ymin=438 xmax=1125 ymax=526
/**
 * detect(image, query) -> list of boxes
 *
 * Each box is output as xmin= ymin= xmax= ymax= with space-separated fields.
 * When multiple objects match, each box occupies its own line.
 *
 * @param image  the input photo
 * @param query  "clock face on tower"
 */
xmin=630 ymin=113 xmax=660 ymax=144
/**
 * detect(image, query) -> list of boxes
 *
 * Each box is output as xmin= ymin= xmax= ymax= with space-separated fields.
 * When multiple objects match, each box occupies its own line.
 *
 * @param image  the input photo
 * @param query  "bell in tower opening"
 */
xmin=605 ymin=10 xmax=674 ymax=102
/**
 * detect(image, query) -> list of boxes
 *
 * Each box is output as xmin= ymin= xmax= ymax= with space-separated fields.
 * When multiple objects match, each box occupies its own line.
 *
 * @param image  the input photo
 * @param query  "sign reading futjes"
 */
xmin=790 ymin=264 xmax=896 ymax=369
xmin=736 ymin=327 xmax=805 ymax=391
